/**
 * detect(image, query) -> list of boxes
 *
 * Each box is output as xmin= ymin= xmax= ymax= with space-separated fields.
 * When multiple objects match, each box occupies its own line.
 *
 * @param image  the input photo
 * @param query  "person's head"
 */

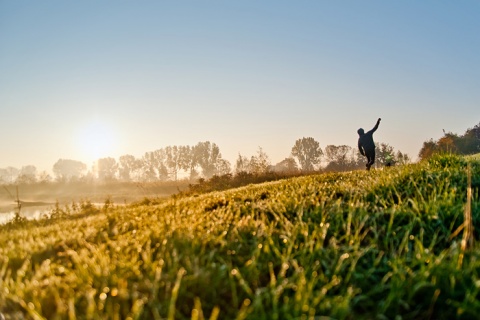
xmin=357 ymin=128 xmax=364 ymax=135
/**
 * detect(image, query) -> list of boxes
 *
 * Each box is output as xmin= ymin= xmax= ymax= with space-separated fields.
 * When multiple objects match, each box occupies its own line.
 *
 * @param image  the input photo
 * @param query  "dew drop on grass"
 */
xmin=99 ymin=293 xmax=107 ymax=300
xmin=231 ymin=269 xmax=238 ymax=276
xmin=341 ymin=253 xmax=350 ymax=259
xmin=257 ymin=244 xmax=263 ymax=249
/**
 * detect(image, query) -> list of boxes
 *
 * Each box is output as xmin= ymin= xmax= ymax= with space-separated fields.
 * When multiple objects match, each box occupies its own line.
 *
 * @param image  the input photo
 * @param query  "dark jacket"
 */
xmin=358 ymin=119 xmax=381 ymax=155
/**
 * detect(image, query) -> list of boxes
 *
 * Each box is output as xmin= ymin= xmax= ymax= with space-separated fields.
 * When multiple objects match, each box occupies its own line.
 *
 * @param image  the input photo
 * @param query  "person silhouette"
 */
xmin=358 ymin=118 xmax=381 ymax=170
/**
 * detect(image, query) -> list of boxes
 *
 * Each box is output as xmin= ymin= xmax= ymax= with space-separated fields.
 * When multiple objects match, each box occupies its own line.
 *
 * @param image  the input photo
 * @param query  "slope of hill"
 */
xmin=0 ymin=154 xmax=479 ymax=319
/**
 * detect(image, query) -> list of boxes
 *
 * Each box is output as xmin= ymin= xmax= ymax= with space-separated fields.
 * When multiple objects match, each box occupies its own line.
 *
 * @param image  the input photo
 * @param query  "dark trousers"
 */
xmin=365 ymin=149 xmax=375 ymax=170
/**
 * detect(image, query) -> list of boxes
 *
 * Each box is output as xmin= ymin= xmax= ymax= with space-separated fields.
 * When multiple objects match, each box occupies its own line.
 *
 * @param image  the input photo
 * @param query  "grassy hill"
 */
xmin=0 ymin=154 xmax=479 ymax=319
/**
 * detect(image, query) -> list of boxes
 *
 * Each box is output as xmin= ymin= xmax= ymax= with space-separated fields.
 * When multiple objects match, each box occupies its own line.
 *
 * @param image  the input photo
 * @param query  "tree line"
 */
xmin=0 ymin=138 xmax=410 ymax=185
xmin=419 ymin=122 xmax=480 ymax=160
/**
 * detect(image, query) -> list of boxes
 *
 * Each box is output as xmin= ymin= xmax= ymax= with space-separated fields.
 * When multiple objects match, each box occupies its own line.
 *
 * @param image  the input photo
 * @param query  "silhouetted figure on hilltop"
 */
xmin=358 ymin=118 xmax=381 ymax=170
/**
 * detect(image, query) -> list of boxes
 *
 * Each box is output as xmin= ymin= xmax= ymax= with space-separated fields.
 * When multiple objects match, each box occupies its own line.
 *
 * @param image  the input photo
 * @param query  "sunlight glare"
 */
xmin=77 ymin=120 xmax=117 ymax=162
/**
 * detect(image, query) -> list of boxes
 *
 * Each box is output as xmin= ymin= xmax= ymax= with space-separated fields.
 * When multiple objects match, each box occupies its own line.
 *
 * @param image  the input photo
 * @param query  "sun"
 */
xmin=77 ymin=120 xmax=117 ymax=162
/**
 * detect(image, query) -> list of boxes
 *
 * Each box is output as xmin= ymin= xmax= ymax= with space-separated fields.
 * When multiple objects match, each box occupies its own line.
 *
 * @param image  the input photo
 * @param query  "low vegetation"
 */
xmin=0 ymin=154 xmax=479 ymax=319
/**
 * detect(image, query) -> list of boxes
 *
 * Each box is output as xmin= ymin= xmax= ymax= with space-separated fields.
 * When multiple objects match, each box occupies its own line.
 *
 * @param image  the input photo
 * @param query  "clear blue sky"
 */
xmin=1 ymin=1 xmax=479 ymax=172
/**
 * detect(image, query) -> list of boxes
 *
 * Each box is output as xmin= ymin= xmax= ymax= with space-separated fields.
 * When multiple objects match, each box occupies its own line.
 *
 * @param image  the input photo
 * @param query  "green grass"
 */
xmin=1 ymin=154 xmax=479 ymax=319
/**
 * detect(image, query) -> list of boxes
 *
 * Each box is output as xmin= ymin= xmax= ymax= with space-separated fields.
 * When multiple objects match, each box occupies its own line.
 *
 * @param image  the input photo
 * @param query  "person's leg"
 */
xmin=366 ymin=149 xmax=375 ymax=170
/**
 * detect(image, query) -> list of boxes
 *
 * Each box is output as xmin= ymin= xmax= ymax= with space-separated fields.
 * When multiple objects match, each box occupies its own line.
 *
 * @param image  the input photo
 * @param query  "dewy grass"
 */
xmin=0 ymin=154 xmax=479 ymax=319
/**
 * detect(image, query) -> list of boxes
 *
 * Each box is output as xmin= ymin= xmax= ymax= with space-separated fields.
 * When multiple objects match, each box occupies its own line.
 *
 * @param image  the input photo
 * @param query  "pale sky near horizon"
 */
xmin=1 ymin=1 xmax=479 ymax=172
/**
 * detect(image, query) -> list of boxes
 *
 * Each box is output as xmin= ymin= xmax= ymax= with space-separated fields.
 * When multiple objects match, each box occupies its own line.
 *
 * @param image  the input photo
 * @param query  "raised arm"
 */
xmin=369 ymin=118 xmax=381 ymax=134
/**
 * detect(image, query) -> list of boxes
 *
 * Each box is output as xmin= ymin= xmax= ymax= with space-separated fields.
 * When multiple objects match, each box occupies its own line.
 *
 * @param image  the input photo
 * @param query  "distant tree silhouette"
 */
xmin=0 ymin=167 xmax=19 ymax=184
xmin=166 ymin=146 xmax=184 ymax=181
xmin=235 ymin=153 xmax=250 ymax=174
xmin=178 ymin=145 xmax=198 ymax=181
xmin=324 ymin=145 xmax=352 ymax=171
xmin=395 ymin=150 xmax=411 ymax=165
xmin=119 ymin=154 xmax=139 ymax=181
xmin=53 ymin=159 xmax=87 ymax=182
xmin=16 ymin=165 xmax=37 ymax=184
xmin=194 ymin=141 xmax=227 ymax=179
xmin=234 ymin=148 xmax=271 ymax=175
xmin=96 ymin=157 xmax=118 ymax=181
xmin=215 ymin=159 xmax=232 ymax=176
xmin=291 ymin=137 xmax=323 ymax=172
xmin=249 ymin=147 xmax=271 ymax=175
xmin=274 ymin=157 xmax=299 ymax=173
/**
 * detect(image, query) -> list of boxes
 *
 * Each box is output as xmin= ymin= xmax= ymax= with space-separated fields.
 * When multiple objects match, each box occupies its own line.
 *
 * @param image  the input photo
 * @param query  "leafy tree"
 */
xmin=291 ymin=137 xmax=323 ymax=172
xmin=458 ymin=124 xmax=480 ymax=154
xmin=215 ymin=159 xmax=232 ymax=176
xmin=419 ymin=122 xmax=480 ymax=160
xmin=249 ymin=147 xmax=271 ymax=175
xmin=96 ymin=157 xmax=118 ymax=181
xmin=235 ymin=154 xmax=250 ymax=174
xmin=37 ymin=171 xmax=52 ymax=184
xmin=119 ymin=154 xmax=138 ymax=181
xmin=0 ymin=167 xmax=19 ymax=184
xmin=141 ymin=151 xmax=158 ymax=181
xmin=324 ymin=145 xmax=353 ymax=171
xmin=274 ymin=157 xmax=299 ymax=173
xmin=194 ymin=142 xmax=225 ymax=179
xmin=178 ymin=145 xmax=199 ymax=181
xmin=437 ymin=133 xmax=459 ymax=153
xmin=165 ymin=146 xmax=182 ymax=181
xmin=16 ymin=165 xmax=37 ymax=184
xmin=376 ymin=143 xmax=395 ymax=167
xmin=395 ymin=151 xmax=411 ymax=165
xmin=142 ymin=150 xmax=169 ymax=181
xmin=53 ymin=159 xmax=87 ymax=182
xmin=419 ymin=139 xmax=438 ymax=160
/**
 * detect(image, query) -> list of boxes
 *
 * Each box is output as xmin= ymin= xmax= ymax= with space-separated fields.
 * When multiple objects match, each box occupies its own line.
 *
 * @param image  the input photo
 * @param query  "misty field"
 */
xmin=0 ymin=154 xmax=479 ymax=319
